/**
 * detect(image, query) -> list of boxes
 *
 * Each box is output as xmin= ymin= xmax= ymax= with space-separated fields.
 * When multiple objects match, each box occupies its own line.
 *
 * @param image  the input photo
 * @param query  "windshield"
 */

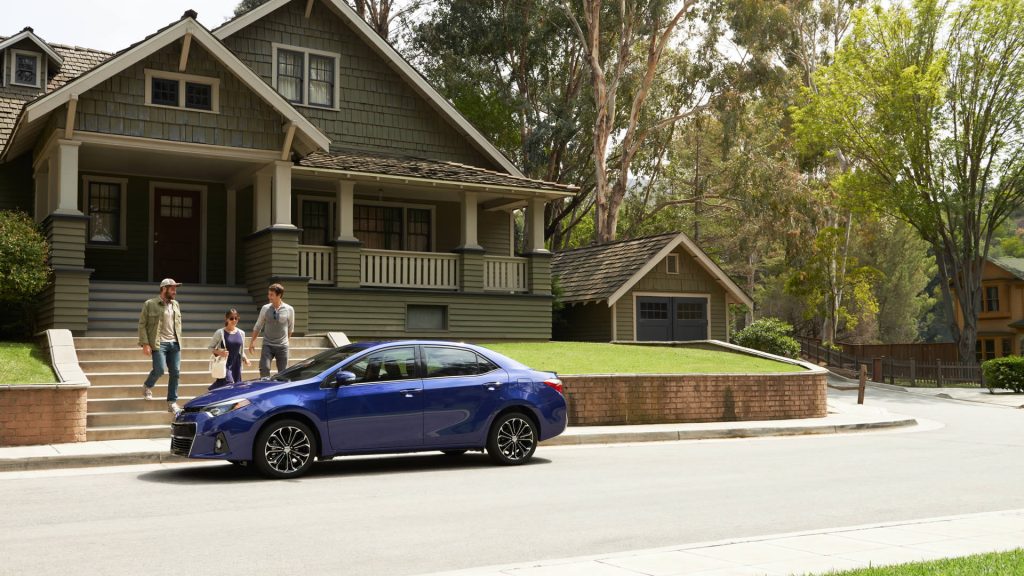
xmin=268 ymin=344 xmax=369 ymax=382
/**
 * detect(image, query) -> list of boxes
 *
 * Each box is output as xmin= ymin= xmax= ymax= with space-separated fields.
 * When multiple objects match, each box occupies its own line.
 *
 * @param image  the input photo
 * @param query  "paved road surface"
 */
xmin=1 ymin=386 xmax=1021 ymax=576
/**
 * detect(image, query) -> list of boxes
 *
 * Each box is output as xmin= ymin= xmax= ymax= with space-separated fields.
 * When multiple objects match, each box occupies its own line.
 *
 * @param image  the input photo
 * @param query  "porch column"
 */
xmin=254 ymin=166 xmax=272 ymax=230
xmin=55 ymin=140 xmax=83 ymax=215
xmin=334 ymin=179 xmax=360 ymax=288
xmin=272 ymin=160 xmax=294 ymax=228
xmin=526 ymin=197 xmax=551 ymax=295
xmin=459 ymin=191 xmax=482 ymax=251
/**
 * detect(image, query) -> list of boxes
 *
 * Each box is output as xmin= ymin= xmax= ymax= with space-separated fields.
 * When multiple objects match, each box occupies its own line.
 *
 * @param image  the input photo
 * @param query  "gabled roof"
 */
xmin=1 ymin=14 xmax=330 ymax=161
xmin=551 ymin=232 xmax=753 ymax=308
xmin=0 ymin=39 xmax=110 ymax=152
xmin=989 ymin=257 xmax=1024 ymax=280
xmin=214 ymin=0 xmax=525 ymax=177
xmin=0 ymin=28 xmax=64 ymax=66
xmin=298 ymin=150 xmax=577 ymax=195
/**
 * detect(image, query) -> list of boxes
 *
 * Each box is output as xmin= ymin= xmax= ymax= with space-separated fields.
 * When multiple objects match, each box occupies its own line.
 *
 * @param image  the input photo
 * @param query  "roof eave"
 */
xmin=292 ymin=164 xmax=575 ymax=198
xmin=0 ymin=30 xmax=64 ymax=66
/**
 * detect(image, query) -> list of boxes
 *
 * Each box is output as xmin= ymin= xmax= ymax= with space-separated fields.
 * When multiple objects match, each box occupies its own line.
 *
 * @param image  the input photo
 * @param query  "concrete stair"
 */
xmin=76 ymin=335 xmax=333 ymax=441
xmin=87 ymin=281 xmax=261 ymax=336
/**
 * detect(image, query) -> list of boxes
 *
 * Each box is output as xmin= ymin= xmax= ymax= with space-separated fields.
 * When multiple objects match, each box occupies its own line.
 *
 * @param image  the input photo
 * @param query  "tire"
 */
xmin=486 ymin=412 xmax=537 ymax=465
xmin=253 ymin=419 xmax=316 ymax=479
xmin=441 ymin=449 xmax=468 ymax=457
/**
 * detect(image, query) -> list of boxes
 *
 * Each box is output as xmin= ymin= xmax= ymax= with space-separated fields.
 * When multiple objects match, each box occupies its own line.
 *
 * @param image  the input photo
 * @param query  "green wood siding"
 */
xmin=308 ymin=287 xmax=551 ymax=340
xmin=614 ymin=248 xmax=728 ymax=341
xmin=61 ymin=43 xmax=283 ymax=150
xmin=554 ymin=302 xmax=612 ymax=342
xmin=0 ymin=154 xmax=32 ymax=213
xmin=222 ymin=0 xmax=496 ymax=166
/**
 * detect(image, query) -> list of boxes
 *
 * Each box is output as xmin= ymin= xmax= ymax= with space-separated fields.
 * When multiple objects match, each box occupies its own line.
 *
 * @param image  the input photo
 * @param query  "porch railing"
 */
xmin=298 ymin=245 xmax=334 ymax=285
xmin=483 ymin=256 xmax=529 ymax=292
xmin=361 ymin=249 xmax=459 ymax=290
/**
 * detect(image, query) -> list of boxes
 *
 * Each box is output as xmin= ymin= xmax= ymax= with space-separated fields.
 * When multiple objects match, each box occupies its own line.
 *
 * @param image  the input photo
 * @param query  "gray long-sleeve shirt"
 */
xmin=252 ymin=303 xmax=295 ymax=347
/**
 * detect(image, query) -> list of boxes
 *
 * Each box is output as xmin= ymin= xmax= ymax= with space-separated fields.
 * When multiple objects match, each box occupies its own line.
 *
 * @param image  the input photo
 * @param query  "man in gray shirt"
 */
xmin=248 ymin=283 xmax=295 ymax=378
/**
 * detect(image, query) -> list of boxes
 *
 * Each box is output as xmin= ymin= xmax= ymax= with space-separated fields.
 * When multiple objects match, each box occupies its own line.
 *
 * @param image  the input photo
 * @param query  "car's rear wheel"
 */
xmin=486 ymin=412 xmax=536 ymax=465
xmin=254 ymin=419 xmax=315 ymax=479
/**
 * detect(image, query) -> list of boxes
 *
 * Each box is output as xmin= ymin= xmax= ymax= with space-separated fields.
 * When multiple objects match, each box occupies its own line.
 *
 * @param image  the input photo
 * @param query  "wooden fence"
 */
xmin=799 ymin=338 xmax=983 ymax=388
xmin=838 ymin=342 xmax=960 ymax=363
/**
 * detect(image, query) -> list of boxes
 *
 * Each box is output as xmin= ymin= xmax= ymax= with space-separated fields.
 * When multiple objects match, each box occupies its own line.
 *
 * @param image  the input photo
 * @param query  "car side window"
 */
xmin=345 ymin=347 xmax=418 ymax=383
xmin=423 ymin=347 xmax=498 ymax=378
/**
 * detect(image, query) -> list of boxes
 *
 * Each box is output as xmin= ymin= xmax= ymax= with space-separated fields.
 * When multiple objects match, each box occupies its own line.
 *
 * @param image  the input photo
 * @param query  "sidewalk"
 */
xmin=417 ymin=509 xmax=1024 ymax=576
xmin=0 ymin=398 xmax=915 ymax=472
xmin=868 ymin=381 xmax=1024 ymax=409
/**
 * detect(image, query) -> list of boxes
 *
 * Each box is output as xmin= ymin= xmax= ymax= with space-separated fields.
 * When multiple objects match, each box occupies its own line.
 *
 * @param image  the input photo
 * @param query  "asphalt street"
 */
xmin=1 ymin=386 xmax=1022 ymax=576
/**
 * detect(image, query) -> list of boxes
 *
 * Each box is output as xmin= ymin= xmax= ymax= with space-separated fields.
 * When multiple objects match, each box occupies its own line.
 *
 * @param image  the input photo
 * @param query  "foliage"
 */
xmin=0 ymin=342 xmax=57 ymax=384
xmin=731 ymin=317 xmax=801 ymax=358
xmin=794 ymin=0 xmax=1024 ymax=360
xmin=484 ymin=342 xmax=803 ymax=374
xmin=0 ymin=210 xmax=49 ymax=303
xmin=824 ymin=548 xmax=1024 ymax=575
xmin=982 ymin=356 xmax=1024 ymax=393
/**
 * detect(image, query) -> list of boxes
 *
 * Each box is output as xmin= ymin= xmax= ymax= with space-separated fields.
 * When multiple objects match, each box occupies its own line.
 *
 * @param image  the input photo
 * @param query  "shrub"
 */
xmin=982 ymin=356 xmax=1024 ymax=393
xmin=0 ymin=210 xmax=49 ymax=338
xmin=733 ymin=317 xmax=801 ymax=359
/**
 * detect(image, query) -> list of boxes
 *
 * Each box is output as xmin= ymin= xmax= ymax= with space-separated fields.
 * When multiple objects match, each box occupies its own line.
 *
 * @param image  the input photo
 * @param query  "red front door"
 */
xmin=153 ymin=188 xmax=201 ymax=283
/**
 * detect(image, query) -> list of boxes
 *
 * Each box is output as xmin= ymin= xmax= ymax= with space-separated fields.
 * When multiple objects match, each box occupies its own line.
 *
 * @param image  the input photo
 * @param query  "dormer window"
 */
xmin=11 ymin=49 xmax=42 ymax=88
xmin=144 ymin=70 xmax=219 ymax=113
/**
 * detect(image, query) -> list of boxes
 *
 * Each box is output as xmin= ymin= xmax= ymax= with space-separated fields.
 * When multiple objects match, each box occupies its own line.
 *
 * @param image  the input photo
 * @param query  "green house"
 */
xmin=0 ymin=1 xmax=574 ymax=340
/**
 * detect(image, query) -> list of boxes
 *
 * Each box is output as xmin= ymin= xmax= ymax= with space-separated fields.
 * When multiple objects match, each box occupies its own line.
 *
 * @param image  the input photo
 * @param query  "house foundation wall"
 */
xmin=562 ymin=372 xmax=827 ymax=426
xmin=0 ymin=386 xmax=88 ymax=446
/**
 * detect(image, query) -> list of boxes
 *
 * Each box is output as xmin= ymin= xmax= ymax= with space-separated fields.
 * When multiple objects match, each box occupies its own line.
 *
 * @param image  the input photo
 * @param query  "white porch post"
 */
xmin=336 ymin=179 xmax=356 ymax=242
xmin=526 ymin=197 xmax=547 ymax=253
xmin=459 ymin=191 xmax=482 ymax=251
xmin=55 ymin=140 xmax=82 ymax=215
xmin=254 ymin=166 xmax=272 ymax=230
xmin=272 ymin=160 xmax=294 ymax=228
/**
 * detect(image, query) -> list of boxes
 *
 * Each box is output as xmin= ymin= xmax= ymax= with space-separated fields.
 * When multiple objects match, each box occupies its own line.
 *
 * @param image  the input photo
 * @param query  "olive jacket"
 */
xmin=137 ymin=297 xmax=182 ymax=348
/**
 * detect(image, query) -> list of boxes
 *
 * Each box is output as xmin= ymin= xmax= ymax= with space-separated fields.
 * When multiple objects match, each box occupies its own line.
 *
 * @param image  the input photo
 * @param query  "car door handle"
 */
xmin=484 ymin=382 xmax=503 ymax=390
xmin=399 ymin=388 xmax=419 ymax=398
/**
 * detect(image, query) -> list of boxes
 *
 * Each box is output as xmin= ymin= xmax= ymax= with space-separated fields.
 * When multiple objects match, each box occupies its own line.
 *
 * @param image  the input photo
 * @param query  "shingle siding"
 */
xmin=222 ymin=0 xmax=495 ymax=166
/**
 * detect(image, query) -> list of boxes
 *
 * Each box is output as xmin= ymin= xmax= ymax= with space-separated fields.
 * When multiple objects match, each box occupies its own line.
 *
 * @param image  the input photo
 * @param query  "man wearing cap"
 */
xmin=138 ymin=278 xmax=184 ymax=413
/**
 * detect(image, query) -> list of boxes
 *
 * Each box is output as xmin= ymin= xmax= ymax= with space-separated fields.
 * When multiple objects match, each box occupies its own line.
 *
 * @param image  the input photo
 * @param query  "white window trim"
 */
xmin=144 ymin=69 xmax=220 ymax=113
xmin=11 ymin=49 xmax=43 ymax=89
xmin=297 ymin=194 xmax=336 ymax=245
xmin=354 ymin=198 xmax=437 ymax=252
xmin=666 ymin=253 xmax=680 ymax=275
xmin=83 ymin=176 xmax=129 ymax=249
xmin=271 ymin=43 xmax=340 ymax=111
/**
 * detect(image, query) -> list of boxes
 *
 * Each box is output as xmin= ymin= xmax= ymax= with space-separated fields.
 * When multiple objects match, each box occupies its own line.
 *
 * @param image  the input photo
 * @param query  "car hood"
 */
xmin=184 ymin=378 xmax=303 ymax=408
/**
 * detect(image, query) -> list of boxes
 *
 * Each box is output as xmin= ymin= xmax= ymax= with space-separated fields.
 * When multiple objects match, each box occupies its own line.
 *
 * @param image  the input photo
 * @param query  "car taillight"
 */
xmin=543 ymin=378 xmax=563 ymax=394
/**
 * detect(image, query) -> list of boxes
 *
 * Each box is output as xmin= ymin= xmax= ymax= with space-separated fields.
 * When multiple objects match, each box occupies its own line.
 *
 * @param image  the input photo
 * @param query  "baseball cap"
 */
xmin=159 ymin=278 xmax=182 ymax=288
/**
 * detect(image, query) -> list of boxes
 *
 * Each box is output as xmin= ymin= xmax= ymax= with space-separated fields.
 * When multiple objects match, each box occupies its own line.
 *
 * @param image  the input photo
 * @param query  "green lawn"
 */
xmin=0 ymin=342 xmax=58 ymax=384
xmin=820 ymin=548 xmax=1024 ymax=575
xmin=483 ymin=342 xmax=804 ymax=375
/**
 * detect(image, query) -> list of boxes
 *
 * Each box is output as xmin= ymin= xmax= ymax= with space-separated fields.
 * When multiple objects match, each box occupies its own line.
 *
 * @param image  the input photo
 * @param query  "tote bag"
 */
xmin=209 ymin=332 xmax=227 ymax=379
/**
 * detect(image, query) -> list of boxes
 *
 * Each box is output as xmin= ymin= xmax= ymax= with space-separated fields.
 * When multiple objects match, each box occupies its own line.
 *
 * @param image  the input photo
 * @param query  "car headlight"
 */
xmin=204 ymin=398 xmax=251 ymax=417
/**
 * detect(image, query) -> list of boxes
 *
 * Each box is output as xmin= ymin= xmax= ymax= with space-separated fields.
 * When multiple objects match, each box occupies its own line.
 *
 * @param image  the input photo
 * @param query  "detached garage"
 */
xmin=551 ymin=232 xmax=753 ymax=342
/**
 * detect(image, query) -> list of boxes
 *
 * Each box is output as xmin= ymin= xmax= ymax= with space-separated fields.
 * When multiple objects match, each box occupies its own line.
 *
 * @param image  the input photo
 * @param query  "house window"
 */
xmin=408 ymin=305 xmax=448 ymax=331
xmin=983 ymin=286 xmax=1000 ymax=312
xmin=11 ymin=50 xmax=42 ymax=88
xmin=85 ymin=178 xmax=127 ymax=247
xmin=145 ymin=70 xmax=219 ymax=113
xmin=666 ymin=254 xmax=679 ymax=274
xmin=301 ymin=199 xmax=331 ymax=246
xmin=976 ymin=337 xmax=1011 ymax=362
xmin=160 ymin=194 xmax=193 ymax=218
xmin=272 ymin=44 xmax=339 ymax=109
xmin=639 ymin=301 xmax=668 ymax=320
xmin=354 ymin=203 xmax=434 ymax=252
xmin=677 ymin=302 xmax=704 ymax=321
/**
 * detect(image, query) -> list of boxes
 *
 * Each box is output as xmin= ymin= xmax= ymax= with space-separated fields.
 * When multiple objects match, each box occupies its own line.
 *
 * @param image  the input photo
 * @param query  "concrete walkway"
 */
xmin=418 ymin=509 xmax=1024 ymax=576
xmin=0 ymin=397 xmax=914 ymax=472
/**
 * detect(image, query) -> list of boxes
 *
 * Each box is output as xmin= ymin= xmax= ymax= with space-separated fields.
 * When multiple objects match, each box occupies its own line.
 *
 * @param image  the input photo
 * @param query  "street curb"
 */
xmin=0 ymin=416 xmax=918 ymax=473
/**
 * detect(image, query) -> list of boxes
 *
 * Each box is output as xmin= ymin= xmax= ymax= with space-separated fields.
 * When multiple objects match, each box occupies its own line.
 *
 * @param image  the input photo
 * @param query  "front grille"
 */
xmin=170 ymin=422 xmax=197 ymax=456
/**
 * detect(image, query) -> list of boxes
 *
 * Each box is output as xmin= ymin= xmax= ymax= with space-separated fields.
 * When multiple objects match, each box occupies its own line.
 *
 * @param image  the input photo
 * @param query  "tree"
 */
xmin=0 ymin=211 xmax=50 ymax=338
xmin=794 ymin=0 xmax=1024 ymax=361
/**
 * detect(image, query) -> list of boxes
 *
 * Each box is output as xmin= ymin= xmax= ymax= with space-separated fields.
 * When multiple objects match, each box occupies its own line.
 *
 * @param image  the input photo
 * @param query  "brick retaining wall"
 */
xmin=561 ymin=372 xmax=827 ymax=426
xmin=0 ymin=386 xmax=88 ymax=446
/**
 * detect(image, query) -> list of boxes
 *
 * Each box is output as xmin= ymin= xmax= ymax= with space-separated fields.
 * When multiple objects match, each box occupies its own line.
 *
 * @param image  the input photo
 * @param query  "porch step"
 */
xmin=79 ymin=371 xmax=263 ymax=387
xmin=87 ymin=425 xmax=172 ymax=442
xmin=87 ymin=281 xmax=259 ymax=336
xmin=87 ymin=383 xmax=215 ymax=399
xmin=74 ymin=336 xmax=331 ymax=349
xmin=75 ymin=346 xmax=327 ymax=361
xmin=88 ymin=410 xmax=179 ymax=428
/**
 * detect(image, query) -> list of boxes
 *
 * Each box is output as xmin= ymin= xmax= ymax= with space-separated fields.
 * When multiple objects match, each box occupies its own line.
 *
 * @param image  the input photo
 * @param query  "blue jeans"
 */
xmin=259 ymin=344 xmax=288 ymax=378
xmin=144 ymin=341 xmax=181 ymax=401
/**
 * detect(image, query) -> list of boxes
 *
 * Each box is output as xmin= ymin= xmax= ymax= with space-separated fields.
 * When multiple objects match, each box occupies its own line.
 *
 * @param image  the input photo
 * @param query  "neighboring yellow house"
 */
xmin=956 ymin=257 xmax=1024 ymax=362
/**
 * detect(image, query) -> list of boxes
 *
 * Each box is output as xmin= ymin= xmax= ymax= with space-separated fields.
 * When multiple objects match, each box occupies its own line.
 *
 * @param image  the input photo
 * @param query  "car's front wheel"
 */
xmin=486 ymin=412 xmax=537 ymax=465
xmin=254 ymin=419 xmax=315 ymax=479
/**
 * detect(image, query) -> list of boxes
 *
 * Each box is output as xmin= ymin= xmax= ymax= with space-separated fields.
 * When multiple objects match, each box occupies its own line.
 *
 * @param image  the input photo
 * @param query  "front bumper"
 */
xmin=170 ymin=409 xmax=257 ymax=461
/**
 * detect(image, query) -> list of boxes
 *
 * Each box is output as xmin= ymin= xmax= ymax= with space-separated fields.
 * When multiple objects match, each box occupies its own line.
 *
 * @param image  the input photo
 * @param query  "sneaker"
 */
xmin=143 ymin=387 xmax=153 ymax=400
xmin=167 ymin=402 xmax=181 ymax=414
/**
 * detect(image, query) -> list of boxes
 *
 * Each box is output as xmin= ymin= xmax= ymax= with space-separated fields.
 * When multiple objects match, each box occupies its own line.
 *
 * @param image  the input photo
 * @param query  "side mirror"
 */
xmin=333 ymin=371 xmax=357 ymax=387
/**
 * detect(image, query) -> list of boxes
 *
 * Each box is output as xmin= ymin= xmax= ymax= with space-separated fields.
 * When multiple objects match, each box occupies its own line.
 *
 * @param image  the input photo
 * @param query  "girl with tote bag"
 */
xmin=208 ymin=309 xmax=251 ymax=390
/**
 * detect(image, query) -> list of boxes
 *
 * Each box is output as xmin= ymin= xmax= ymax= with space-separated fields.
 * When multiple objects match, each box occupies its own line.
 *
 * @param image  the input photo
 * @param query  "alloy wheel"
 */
xmin=263 ymin=425 xmax=312 ymax=474
xmin=495 ymin=416 xmax=535 ymax=462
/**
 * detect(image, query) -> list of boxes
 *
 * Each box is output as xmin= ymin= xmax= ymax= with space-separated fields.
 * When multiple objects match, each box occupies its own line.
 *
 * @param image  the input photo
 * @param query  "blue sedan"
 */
xmin=171 ymin=340 xmax=567 ymax=478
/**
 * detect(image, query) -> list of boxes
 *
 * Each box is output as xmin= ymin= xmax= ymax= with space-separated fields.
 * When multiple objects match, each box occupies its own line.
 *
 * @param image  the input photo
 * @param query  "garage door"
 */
xmin=636 ymin=296 xmax=708 ymax=341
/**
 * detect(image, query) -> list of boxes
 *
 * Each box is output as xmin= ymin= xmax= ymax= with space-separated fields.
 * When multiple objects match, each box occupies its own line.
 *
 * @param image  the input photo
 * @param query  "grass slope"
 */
xmin=0 ymin=342 xmax=58 ymax=384
xmin=484 ymin=342 xmax=804 ymax=375
xmin=823 ymin=548 xmax=1024 ymax=575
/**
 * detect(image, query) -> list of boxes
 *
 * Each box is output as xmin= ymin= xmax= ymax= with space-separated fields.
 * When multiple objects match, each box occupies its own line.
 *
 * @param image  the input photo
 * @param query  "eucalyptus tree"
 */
xmin=795 ymin=0 xmax=1024 ymax=361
